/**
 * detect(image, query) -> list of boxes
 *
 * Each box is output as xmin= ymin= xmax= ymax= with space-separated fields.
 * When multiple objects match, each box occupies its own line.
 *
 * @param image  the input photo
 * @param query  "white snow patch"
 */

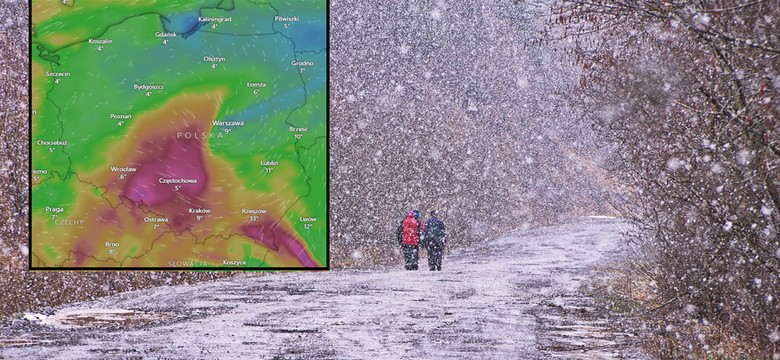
xmin=666 ymin=157 xmax=684 ymax=171
xmin=23 ymin=313 xmax=48 ymax=322
xmin=429 ymin=147 xmax=441 ymax=160
xmin=697 ymin=14 xmax=711 ymax=25
xmin=516 ymin=77 xmax=529 ymax=89
xmin=761 ymin=205 xmax=773 ymax=216
xmin=470 ymin=220 xmax=488 ymax=237
xmin=710 ymin=163 xmax=723 ymax=174
xmin=736 ymin=149 xmax=753 ymax=166
xmin=586 ymin=215 xmax=616 ymax=219
xmin=597 ymin=106 xmax=618 ymax=122
xmin=514 ymin=222 xmax=532 ymax=231
xmin=551 ymin=297 xmax=566 ymax=307
xmin=0 ymin=160 xmax=11 ymax=177
xmin=696 ymin=332 xmax=706 ymax=342
xmin=770 ymin=329 xmax=780 ymax=343
xmin=399 ymin=43 xmax=410 ymax=55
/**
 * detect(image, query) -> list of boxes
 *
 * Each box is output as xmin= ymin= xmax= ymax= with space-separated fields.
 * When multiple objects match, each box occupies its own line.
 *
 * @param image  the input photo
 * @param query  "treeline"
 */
xmin=550 ymin=0 xmax=779 ymax=357
xmin=329 ymin=0 xmax=616 ymax=268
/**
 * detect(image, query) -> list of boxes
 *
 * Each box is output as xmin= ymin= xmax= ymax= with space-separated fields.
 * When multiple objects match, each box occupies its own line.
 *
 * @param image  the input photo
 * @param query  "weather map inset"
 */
xmin=30 ymin=0 xmax=328 ymax=269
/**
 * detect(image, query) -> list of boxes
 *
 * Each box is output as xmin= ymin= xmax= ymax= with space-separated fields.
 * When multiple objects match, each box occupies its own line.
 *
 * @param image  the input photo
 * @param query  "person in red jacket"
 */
xmin=400 ymin=211 xmax=422 ymax=270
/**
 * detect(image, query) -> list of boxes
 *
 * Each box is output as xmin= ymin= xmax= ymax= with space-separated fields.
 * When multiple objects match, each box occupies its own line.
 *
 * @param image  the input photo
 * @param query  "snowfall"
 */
xmin=0 ymin=218 xmax=646 ymax=359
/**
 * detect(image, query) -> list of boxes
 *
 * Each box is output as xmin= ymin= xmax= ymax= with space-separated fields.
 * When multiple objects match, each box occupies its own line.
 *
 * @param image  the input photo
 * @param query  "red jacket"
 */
xmin=401 ymin=214 xmax=421 ymax=246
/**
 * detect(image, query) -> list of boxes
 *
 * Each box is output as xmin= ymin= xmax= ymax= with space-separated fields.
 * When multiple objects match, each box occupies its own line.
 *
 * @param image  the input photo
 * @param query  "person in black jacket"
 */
xmin=423 ymin=210 xmax=447 ymax=271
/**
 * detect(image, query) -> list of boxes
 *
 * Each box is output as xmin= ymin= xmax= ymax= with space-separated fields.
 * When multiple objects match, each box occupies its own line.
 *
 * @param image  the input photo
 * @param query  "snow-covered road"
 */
xmin=1 ymin=218 xmax=644 ymax=359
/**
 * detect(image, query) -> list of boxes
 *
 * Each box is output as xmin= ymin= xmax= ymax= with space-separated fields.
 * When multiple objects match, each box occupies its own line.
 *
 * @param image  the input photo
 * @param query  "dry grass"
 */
xmin=591 ymin=263 xmax=777 ymax=359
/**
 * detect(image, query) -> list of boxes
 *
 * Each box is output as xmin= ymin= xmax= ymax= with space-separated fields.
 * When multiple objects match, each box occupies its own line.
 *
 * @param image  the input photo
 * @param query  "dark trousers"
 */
xmin=427 ymin=244 xmax=443 ymax=271
xmin=402 ymin=244 xmax=419 ymax=270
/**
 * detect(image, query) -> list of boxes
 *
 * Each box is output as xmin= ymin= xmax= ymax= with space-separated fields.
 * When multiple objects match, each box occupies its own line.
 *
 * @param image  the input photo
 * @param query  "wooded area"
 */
xmin=550 ymin=0 xmax=779 ymax=356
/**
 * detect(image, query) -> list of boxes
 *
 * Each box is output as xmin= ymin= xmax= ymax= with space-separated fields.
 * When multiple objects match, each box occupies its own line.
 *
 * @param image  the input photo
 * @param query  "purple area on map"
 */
xmin=123 ymin=136 xmax=209 ymax=206
xmin=241 ymin=220 xmax=318 ymax=267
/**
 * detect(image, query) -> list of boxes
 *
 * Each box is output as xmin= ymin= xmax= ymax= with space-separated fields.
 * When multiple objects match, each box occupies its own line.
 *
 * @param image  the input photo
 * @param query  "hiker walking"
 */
xmin=423 ymin=210 xmax=447 ymax=271
xmin=412 ymin=209 xmax=424 ymax=235
xmin=398 ymin=211 xmax=422 ymax=270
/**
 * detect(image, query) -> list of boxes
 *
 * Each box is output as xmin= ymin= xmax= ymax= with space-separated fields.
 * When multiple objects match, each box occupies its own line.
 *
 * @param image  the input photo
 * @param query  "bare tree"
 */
xmin=329 ymin=0 xmax=616 ymax=269
xmin=549 ymin=0 xmax=779 ymax=356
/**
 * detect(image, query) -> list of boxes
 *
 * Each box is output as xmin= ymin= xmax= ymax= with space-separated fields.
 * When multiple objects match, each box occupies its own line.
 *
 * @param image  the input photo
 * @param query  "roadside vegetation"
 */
xmin=550 ymin=1 xmax=779 ymax=357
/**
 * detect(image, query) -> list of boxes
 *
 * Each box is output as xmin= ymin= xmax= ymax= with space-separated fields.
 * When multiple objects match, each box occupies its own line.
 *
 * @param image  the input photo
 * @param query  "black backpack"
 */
xmin=424 ymin=218 xmax=445 ymax=246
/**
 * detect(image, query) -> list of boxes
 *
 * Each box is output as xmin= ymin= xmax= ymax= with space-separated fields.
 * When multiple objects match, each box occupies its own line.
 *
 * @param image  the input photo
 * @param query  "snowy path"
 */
xmin=1 ymin=218 xmax=644 ymax=359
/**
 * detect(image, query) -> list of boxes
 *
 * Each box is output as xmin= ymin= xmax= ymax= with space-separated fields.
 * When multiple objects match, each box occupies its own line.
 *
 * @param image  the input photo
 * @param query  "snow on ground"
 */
xmin=0 ymin=218 xmax=644 ymax=359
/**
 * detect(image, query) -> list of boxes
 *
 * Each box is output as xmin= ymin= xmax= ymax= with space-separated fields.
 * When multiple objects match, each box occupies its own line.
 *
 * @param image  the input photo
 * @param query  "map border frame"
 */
xmin=27 ymin=0 xmax=331 ymax=271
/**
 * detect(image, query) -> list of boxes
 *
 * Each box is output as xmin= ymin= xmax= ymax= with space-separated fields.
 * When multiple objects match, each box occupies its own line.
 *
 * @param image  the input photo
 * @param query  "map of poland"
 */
xmin=30 ymin=0 xmax=328 ymax=269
